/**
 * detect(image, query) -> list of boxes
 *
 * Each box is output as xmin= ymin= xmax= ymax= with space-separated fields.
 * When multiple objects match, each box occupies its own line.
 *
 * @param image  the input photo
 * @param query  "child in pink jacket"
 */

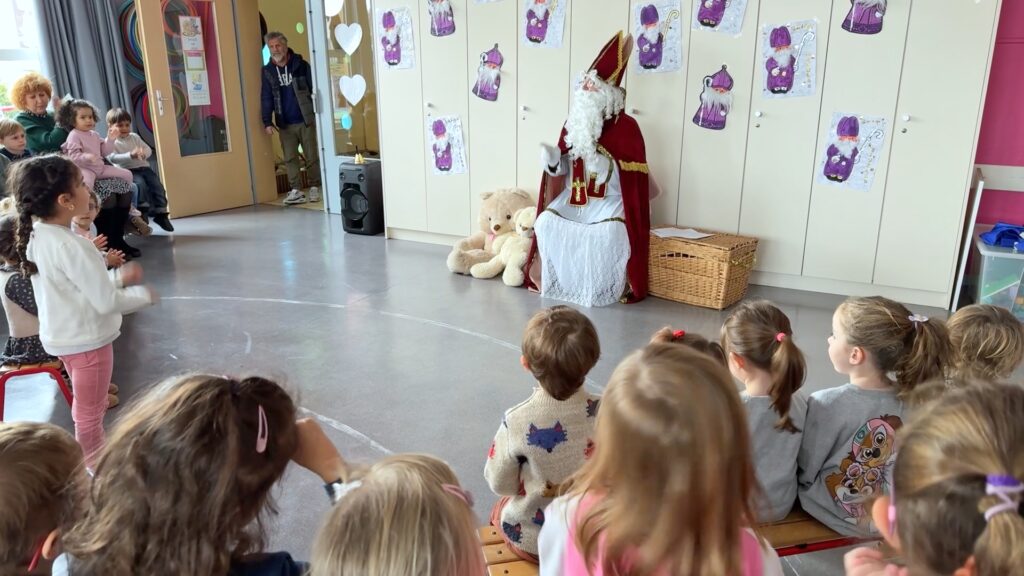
xmin=58 ymin=99 xmax=132 ymax=190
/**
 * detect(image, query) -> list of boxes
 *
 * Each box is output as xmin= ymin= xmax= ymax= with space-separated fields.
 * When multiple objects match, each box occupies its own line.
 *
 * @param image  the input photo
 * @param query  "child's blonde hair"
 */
xmin=0 ymin=422 xmax=84 ymax=572
xmin=947 ymin=304 xmax=1024 ymax=381
xmin=837 ymin=296 xmax=951 ymax=395
xmin=0 ymin=118 xmax=25 ymax=140
xmin=650 ymin=327 xmax=727 ymax=366
xmin=891 ymin=380 xmax=1024 ymax=575
xmin=568 ymin=343 xmax=759 ymax=576
xmin=64 ymin=374 xmax=299 ymax=576
xmin=721 ymin=300 xmax=806 ymax=433
xmin=522 ymin=305 xmax=600 ymax=400
xmin=310 ymin=454 xmax=484 ymax=576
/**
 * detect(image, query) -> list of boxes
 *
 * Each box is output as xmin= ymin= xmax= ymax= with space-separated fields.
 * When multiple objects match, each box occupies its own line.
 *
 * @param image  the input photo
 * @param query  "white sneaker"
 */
xmin=283 ymin=189 xmax=307 ymax=205
xmin=308 ymin=186 xmax=321 ymax=203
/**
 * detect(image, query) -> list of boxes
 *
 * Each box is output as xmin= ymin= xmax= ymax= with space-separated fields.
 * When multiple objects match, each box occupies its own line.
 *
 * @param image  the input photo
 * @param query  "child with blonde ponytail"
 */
xmin=844 ymin=380 xmax=1024 ymax=576
xmin=799 ymin=296 xmax=951 ymax=537
xmin=538 ymin=344 xmax=783 ymax=576
xmin=722 ymin=300 xmax=807 ymax=522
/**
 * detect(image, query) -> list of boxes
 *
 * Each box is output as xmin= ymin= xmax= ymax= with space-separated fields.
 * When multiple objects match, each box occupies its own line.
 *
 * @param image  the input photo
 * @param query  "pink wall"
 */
xmin=975 ymin=0 xmax=1024 ymax=224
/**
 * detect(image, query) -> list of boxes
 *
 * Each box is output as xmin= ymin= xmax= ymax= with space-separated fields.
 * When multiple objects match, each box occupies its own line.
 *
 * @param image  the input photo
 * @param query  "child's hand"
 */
xmin=105 ymin=250 xmax=125 ymax=268
xmin=146 ymin=285 xmax=159 ymax=303
xmin=93 ymin=234 xmax=108 ymax=250
xmin=81 ymin=153 xmax=97 ymax=163
xmin=650 ymin=327 xmax=676 ymax=344
xmin=292 ymin=418 xmax=347 ymax=484
xmin=132 ymin=147 xmax=147 ymax=159
xmin=844 ymin=546 xmax=906 ymax=576
xmin=107 ymin=127 xmax=120 ymax=140
xmin=120 ymin=262 xmax=144 ymax=285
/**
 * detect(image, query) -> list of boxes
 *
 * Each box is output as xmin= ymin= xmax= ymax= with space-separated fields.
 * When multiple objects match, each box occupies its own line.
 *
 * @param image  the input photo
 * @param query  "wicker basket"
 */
xmin=648 ymin=225 xmax=759 ymax=310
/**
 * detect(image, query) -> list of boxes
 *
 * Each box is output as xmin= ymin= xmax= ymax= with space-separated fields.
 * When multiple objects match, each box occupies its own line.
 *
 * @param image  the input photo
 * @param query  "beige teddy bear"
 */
xmin=447 ymin=188 xmax=533 ymax=275
xmin=470 ymin=206 xmax=537 ymax=286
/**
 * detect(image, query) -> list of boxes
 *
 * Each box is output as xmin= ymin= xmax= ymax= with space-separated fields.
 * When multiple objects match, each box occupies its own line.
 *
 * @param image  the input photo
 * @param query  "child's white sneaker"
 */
xmin=308 ymin=186 xmax=321 ymax=203
xmin=283 ymin=189 xmax=306 ymax=204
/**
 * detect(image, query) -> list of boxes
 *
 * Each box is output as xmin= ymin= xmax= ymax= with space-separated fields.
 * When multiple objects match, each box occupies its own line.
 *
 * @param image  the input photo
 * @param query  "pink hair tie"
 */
xmin=672 ymin=330 xmax=686 ymax=341
xmin=256 ymin=405 xmax=269 ymax=454
xmin=442 ymin=483 xmax=474 ymax=508
xmin=775 ymin=332 xmax=786 ymax=343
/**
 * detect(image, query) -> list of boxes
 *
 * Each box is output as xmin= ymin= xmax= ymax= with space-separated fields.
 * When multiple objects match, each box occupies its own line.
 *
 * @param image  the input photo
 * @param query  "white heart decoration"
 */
xmin=334 ymin=23 xmax=363 ymax=55
xmin=340 ymin=75 xmax=367 ymax=106
xmin=324 ymin=0 xmax=344 ymax=17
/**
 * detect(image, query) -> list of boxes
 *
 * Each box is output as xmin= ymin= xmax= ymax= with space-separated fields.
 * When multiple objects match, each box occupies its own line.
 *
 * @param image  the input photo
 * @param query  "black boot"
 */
xmin=152 ymin=213 xmax=174 ymax=232
xmin=111 ymin=206 xmax=141 ymax=258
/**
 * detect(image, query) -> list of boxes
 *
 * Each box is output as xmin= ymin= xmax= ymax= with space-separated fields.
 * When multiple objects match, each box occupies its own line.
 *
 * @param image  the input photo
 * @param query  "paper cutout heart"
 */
xmin=340 ymin=75 xmax=367 ymax=106
xmin=325 ymin=0 xmax=344 ymax=17
xmin=334 ymin=23 xmax=363 ymax=55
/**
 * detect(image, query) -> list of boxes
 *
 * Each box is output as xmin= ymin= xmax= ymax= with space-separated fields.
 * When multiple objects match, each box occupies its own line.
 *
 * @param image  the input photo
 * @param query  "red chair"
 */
xmin=0 ymin=362 xmax=73 ymax=421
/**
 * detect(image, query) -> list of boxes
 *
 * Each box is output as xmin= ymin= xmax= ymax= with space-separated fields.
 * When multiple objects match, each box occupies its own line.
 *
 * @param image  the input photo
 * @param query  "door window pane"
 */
xmin=163 ymin=0 xmax=230 ymax=156
xmin=323 ymin=1 xmax=380 ymax=158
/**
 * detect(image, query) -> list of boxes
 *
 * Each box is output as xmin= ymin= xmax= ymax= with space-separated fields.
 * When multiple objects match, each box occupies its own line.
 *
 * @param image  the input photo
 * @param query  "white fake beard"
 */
xmin=430 ymin=0 xmax=451 ymax=15
xmin=642 ymin=26 xmax=660 ymax=43
xmin=699 ymin=86 xmax=732 ymax=115
xmin=854 ymin=0 xmax=886 ymax=9
xmin=385 ymin=29 xmax=398 ymax=43
xmin=564 ymin=73 xmax=625 ymax=166
xmin=531 ymin=3 xmax=548 ymax=18
xmin=833 ymin=139 xmax=858 ymax=157
xmin=435 ymin=135 xmax=449 ymax=148
xmin=478 ymin=66 xmax=500 ymax=84
xmin=772 ymin=47 xmax=793 ymax=68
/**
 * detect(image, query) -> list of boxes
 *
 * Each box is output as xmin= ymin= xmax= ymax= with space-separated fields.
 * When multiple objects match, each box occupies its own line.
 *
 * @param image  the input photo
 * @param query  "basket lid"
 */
xmin=650 ymin=225 xmax=758 ymax=250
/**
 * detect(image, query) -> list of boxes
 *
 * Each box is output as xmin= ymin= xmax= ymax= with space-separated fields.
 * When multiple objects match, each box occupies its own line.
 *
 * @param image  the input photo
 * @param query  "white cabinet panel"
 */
xmin=569 ymin=0 xmax=631 ymax=87
xmin=421 ymin=0 xmax=471 ymax=236
xmin=802 ymin=0 xmax=911 ymax=283
xmin=677 ymin=0 xmax=760 ymax=232
xmin=517 ymin=1 xmax=573 ymax=196
xmin=874 ymin=0 xmax=1000 ymax=292
xmin=378 ymin=1 xmax=426 ymax=231
xmin=468 ymin=0 xmax=519 ymax=226
xmin=626 ymin=0 xmax=693 ymax=225
xmin=739 ymin=0 xmax=833 ymax=275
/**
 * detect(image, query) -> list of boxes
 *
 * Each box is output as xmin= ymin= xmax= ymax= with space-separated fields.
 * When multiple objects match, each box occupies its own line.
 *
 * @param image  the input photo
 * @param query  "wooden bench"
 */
xmin=479 ymin=526 xmax=538 ymax=576
xmin=759 ymin=507 xmax=877 ymax=557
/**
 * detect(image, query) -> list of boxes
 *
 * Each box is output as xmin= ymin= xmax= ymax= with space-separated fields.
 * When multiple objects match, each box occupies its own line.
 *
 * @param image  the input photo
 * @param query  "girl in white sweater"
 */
xmin=10 ymin=155 xmax=155 ymax=467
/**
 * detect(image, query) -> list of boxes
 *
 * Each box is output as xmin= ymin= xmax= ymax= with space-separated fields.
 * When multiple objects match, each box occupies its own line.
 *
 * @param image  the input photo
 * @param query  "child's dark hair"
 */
xmin=721 ymin=300 xmax=806 ymax=433
xmin=522 ymin=305 xmax=600 ymax=400
xmin=56 ymin=99 xmax=100 ymax=131
xmin=838 ymin=296 xmax=951 ymax=395
xmin=63 ymin=374 xmax=299 ymax=576
xmin=0 ymin=213 xmax=20 ymax=266
xmin=650 ymin=327 xmax=727 ymax=366
xmin=105 ymin=107 xmax=132 ymax=126
xmin=9 ymin=155 xmax=81 ymax=276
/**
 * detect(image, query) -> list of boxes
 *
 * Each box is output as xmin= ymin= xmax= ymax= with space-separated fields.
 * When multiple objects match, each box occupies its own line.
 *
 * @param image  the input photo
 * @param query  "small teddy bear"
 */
xmin=470 ymin=206 xmax=537 ymax=286
xmin=447 ymin=189 xmax=533 ymax=275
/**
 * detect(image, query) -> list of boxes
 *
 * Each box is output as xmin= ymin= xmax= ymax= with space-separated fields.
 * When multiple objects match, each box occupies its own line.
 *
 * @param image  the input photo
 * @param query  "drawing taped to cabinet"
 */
xmin=762 ymin=20 xmax=816 ymax=98
xmin=427 ymin=0 xmax=456 ymax=37
xmin=632 ymin=0 xmax=683 ymax=74
xmin=378 ymin=8 xmax=416 ymax=69
xmin=522 ymin=0 xmax=568 ymax=48
xmin=427 ymin=116 xmax=468 ymax=175
xmin=692 ymin=0 xmax=748 ymax=35
xmin=692 ymin=65 xmax=733 ymax=130
xmin=817 ymin=113 xmax=887 ymax=192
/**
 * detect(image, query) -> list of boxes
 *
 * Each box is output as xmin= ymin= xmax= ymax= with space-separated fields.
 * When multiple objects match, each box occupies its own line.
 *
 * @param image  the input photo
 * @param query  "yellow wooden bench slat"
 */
xmin=759 ymin=510 xmax=844 ymax=549
xmin=487 ymin=560 xmax=539 ymax=576
xmin=1 ymin=360 xmax=63 ymax=372
xmin=483 ymin=542 xmax=517 ymax=565
xmin=478 ymin=525 xmax=503 ymax=545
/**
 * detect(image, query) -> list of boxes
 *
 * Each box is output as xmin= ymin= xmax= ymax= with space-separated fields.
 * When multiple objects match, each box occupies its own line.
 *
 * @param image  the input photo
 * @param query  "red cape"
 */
xmin=523 ymin=112 xmax=650 ymax=303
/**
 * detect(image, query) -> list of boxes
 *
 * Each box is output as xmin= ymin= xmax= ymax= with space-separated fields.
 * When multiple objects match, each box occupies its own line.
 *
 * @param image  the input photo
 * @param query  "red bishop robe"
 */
xmin=523 ymin=112 xmax=650 ymax=303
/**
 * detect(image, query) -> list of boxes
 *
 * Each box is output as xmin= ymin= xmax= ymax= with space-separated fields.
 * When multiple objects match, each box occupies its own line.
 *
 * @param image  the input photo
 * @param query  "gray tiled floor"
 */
xmin=2 ymin=205 xmax=946 ymax=574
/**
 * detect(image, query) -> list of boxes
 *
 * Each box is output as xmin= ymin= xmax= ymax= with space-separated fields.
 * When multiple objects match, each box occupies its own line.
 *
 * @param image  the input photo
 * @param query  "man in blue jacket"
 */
xmin=261 ymin=32 xmax=321 ymax=205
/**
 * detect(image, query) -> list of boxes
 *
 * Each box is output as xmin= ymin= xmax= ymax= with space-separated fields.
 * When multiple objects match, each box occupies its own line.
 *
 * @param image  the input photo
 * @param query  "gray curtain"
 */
xmin=37 ymin=0 xmax=131 ymax=131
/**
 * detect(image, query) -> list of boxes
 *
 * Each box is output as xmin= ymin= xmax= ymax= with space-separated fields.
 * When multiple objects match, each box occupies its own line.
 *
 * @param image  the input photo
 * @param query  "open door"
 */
xmin=136 ymin=0 xmax=254 ymax=217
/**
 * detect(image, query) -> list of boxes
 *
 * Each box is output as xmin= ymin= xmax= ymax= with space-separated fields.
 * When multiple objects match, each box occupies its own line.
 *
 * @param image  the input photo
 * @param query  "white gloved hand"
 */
xmin=588 ymin=154 xmax=611 ymax=185
xmin=540 ymin=143 xmax=560 ymax=170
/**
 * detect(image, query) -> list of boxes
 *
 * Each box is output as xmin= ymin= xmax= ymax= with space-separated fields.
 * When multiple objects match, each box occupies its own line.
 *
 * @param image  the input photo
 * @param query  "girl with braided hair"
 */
xmin=9 ymin=155 xmax=155 ymax=467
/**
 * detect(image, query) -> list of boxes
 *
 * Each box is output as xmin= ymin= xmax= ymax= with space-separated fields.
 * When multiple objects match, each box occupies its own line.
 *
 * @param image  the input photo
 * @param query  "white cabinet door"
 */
xmin=739 ymin=0 xmax=833 ymax=275
xmin=467 ymin=0 xmax=519 ymax=227
xmin=568 ymin=0 xmax=631 ymax=84
xmin=802 ymin=0 xmax=911 ymax=283
xmin=873 ymin=0 xmax=1000 ymax=293
xmin=677 ymin=0 xmax=761 ymax=232
xmin=378 ymin=1 xmax=427 ymax=231
xmin=517 ymin=0 xmax=573 ymax=196
xmin=626 ymin=0 xmax=693 ymax=225
xmin=421 ymin=0 xmax=471 ymax=236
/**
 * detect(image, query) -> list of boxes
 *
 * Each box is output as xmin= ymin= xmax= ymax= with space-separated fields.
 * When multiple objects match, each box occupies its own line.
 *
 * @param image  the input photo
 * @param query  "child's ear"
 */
xmin=849 ymin=345 xmax=866 ymax=366
xmin=729 ymin=352 xmax=745 ymax=371
xmin=953 ymin=556 xmax=978 ymax=576
xmin=871 ymin=496 xmax=900 ymax=552
xmin=520 ymin=355 xmax=530 ymax=372
xmin=41 ymin=528 xmax=62 ymax=560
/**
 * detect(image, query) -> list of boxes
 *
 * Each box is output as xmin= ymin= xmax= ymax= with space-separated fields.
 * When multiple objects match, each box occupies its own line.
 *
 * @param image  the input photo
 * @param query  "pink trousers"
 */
xmin=82 ymin=165 xmax=133 ymax=191
xmin=59 ymin=344 xmax=113 ymax=468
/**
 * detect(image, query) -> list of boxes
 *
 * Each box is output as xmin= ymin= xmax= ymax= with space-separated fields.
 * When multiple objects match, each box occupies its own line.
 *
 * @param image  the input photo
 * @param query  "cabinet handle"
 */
xmin=901 ymin=114 xmax=911 ymax=122
xmin=754 ymin=110 xmax=763 ymax=118
xmin=424 ymin=101 xmax=433 ymax=109
xmin=630 ymin=108 xmax=639 ymax=115
xmin=520 ymin=105 xmax=528 ymax=112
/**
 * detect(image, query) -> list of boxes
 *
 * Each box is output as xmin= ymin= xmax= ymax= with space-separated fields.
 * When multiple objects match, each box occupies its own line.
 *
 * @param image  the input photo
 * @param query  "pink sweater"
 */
xmin=61 ymin=129 xmax=114 ymax=172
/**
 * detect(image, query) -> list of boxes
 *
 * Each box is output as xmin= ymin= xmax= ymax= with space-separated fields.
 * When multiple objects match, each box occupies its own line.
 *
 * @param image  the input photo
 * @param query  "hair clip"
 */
xmin=326 ymin=479 xmax=363 ymax=503
xmin=671 ymin=329 xmax=686 ymax=341
xmin=908 ymin=314 xmax=929 ymax=324
xmin=256 ymin=404 xmax=269 ymax=454
xmin=984 ymin=474 xmax=1023 ymax=521
xmin=442 ymin=483 xmax=475 ymax=508
xmin=775 ymin=332 xmax=786 ymax=343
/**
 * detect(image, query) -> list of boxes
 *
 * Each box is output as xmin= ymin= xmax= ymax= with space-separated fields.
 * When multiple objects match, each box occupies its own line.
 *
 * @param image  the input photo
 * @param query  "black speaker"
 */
xmin=339 ymin=161 xmax=384 ymax=235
